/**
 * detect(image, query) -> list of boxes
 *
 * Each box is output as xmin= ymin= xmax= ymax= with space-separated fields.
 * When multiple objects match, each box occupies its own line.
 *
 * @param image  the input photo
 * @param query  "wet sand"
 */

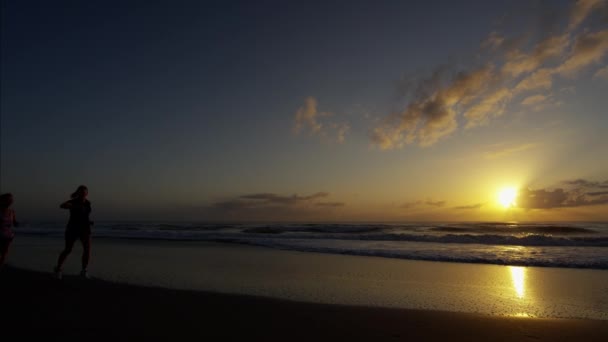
xmin=1 ymin=266 xmax=607 ymax=341
xmin=7 ymin=236 xmax=608 ymax=320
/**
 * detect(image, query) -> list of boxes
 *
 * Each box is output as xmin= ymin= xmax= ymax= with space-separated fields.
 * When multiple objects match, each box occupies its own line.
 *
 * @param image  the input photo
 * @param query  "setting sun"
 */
xmin=498 ymin=187 xmax=517 ymax=208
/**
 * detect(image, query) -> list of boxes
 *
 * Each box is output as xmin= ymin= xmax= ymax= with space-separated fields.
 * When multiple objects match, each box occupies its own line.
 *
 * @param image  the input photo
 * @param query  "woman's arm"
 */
xmin=12 ymin=210 xmax=19 ymax=227
xmin=60 ymin=200 xmax=72 ymax=209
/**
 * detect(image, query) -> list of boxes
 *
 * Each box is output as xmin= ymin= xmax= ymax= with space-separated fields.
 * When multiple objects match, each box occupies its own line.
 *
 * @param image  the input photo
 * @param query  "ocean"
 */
xmin=17 ymin=221 xmax=608 ymax=270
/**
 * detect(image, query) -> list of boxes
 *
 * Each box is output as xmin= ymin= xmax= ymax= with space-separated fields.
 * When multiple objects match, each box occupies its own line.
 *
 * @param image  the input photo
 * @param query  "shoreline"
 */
xmin=7 ymin=236 xmax=608 ymax=320
xmin=2 ymin=266 xmax=607 ymax=341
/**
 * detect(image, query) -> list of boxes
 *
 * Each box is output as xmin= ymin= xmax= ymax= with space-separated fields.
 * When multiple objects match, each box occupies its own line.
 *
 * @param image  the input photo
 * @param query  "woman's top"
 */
xmin=66 ymin=199 xmax=92 ymax=229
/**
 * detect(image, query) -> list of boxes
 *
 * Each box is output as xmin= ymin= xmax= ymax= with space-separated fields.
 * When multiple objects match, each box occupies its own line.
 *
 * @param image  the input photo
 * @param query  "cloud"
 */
xmin=481 ymin=31 xmax=505 ymax=50
xmin=517 ymin=178 xmax=608 ymax=209
xmin=569 ymin=0 xmax=605 ymax=30
xmin=214 ymin=192 xmax=330 ymax=211
xmin=294 ymin=97 xmax=350 ymax=144
xmin=517 ymin=188 xmax=570 ymax=209
xmin=294 ymin=97 xmax=323 ymax=134
xmin=563 ymin=179 xmax=607 ymax=187
xmin=502 ymin=35 xmax=570 ymax=77
xmin=426 ymin=200 xmax=446 ymax=207
xmin=315 ymin=202 xmax=346 ymax=207
xmin=464 ymin=87 xmax=511 ymax=128
xmin=515 ymin=29 xmax=608 ymax=90
xmin=483 ymin=143 xmax=537 ymax=159
xmin=513 ymin=68 xmax=554 ymax=93
xmin=557 ymin=29 xmax=608 ymax=76
xmin=560 ymin=86 xmax=577 ymax=93
xmin=236 ymin=192 xmax=329 ymax=205
xmin=401 ymin=199 xmax=446 ymax=209
xmin=329 ymin=122 xmax=350 ymax=143
xmin=521 ymin=95 xmax=547 ymax=106
xmin=372 ymin=65 xmax=495 ymax=148
xmin=518 ymin=188 xmax=608 ymax=208
xmin=521 ymin=95 xmax=562 ymax=112
xmin=371 ymin=1 xmax=608 ymax=149
xmin=453 ymin=203 xmax=484 ymax=210
xmin=594 ymin=65 xmax=608 ymax=79
xmin=208 ymin=191 xmax=344 ymax=220
xmin=401 ymin=200 xmax=423 ymax=209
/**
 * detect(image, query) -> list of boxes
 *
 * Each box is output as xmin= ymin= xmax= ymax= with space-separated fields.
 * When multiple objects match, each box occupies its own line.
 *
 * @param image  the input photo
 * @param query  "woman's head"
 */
xmin=71 ymin=185 xmax=88 ymax=199
xmin=0 ymin=193 xmax=14 ymax=208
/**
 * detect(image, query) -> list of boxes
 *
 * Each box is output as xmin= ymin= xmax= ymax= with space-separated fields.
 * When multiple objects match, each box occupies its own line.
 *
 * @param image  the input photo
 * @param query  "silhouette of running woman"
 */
xmin=0 ymin=193 xmax=18 ymax=268
xmin=54 ymin=185 xmax=93 ymax=279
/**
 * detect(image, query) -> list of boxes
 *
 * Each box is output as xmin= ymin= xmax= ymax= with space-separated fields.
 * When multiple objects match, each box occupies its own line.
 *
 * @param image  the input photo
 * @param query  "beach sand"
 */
xmin=1 ymin=266 xmax=607 ymax=341
xmin=2 ymin=236 xmax=608 ymax=340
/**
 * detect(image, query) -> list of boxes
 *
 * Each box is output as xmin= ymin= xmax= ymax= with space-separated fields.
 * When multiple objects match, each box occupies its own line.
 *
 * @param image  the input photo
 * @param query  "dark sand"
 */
xmin=1 ymin=267 xmax=606 ymax=341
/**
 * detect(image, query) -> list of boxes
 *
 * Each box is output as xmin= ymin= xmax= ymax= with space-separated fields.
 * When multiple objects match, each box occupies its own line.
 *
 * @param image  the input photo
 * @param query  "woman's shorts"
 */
xmin=0 ymin=228 xmax=15 ymax=242
xmin=65 ymin=226 xmax=91 ymax=240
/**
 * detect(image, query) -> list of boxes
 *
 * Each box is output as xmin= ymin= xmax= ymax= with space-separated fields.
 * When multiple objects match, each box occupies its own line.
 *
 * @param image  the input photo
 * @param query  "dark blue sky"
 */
xmin=2 ymin=1 xmax=607 ymax=221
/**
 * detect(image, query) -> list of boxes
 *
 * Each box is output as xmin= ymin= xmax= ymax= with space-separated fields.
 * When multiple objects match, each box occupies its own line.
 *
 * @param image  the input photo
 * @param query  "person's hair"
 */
xmin=71 ymin=185 xmax=88 ymax=199
xmin=0 ymin=193 xmax=13 ymax=208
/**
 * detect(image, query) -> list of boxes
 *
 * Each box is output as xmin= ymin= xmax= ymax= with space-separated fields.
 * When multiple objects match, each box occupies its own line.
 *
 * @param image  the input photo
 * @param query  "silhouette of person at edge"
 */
xmin=0 ymin=193 xmax=19 ymax=268
xmin=54 ymin=185 xmax=93 ymax=279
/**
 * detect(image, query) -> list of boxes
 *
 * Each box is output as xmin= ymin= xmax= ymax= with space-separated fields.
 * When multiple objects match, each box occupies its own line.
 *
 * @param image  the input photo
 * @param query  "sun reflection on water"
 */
xmin=509 ymin=266 xmax=526 ymax=299
xmin=512 ymin=312 xmax=535 ymax=318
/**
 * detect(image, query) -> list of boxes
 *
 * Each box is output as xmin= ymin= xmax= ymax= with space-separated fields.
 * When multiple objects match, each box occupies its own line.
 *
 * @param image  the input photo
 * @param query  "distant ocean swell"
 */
xmin=17 ymin=222 xmax=608 ymax=270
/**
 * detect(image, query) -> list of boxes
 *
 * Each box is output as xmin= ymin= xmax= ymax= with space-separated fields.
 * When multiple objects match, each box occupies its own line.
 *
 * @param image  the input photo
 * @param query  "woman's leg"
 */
xmin=0 ymin=239 xmax=12 ymax=267
xmin=80 ymin=235 xmax=91 ymax=270
xmin=57 ymin=234 xmax=77 ymax=270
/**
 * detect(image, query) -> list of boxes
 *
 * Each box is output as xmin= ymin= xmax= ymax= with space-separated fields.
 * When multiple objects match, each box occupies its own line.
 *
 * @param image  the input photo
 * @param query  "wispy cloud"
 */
xmin=371 ymin=0 xmax=608 ymax=149
xmin=594 ymin=65 xmax=608 ymax=79
xmin=426 ymin=200 xmax=446 ymax=207
xmin=483 ymin=143 xmax=537 ymax=159
xmin=237 ymin=192 xmax=329 ymax=205
xmin=521 ymin=95 xmax=548 ymax=106
xmin=563 ymin=179 xmax=608 ymax=188
xmin=453 ymin=203 xmax=484 ymax=210
xmin=371 ymin=65 xmax=495 ymax=148
xmin=293 ymin=97 xmax=350 ymax=144
xmin=315 ymin=202 xmax=346 ymax=207
xmin=401 ymin=199 xmax=446 ymax=209
xmin=294 ymin=97 xmax=323 ymax=134
xmin=502 ymin=35 xmax=570 ymax=77
xmin=569 ymin=0 xmax=605 ymax=30
xmin=513 ymin=68 xmax=554 ymax=94
xmin=329 ymin=122 xmax=350 ymax=144
xmin=556 ymin=29 xmax=608 ymax=76
xmin=206 ymin=191 xmax=344 ymax=220
xmin=520 ymin=94 xmax=559 ymax=112
xmin=464 ymin=87 xmax=511 ymax=128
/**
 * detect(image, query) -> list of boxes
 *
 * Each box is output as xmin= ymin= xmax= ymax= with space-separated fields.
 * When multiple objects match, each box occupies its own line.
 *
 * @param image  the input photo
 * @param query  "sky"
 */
xmin=1 ymin=0 xmax=607 ymax=222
